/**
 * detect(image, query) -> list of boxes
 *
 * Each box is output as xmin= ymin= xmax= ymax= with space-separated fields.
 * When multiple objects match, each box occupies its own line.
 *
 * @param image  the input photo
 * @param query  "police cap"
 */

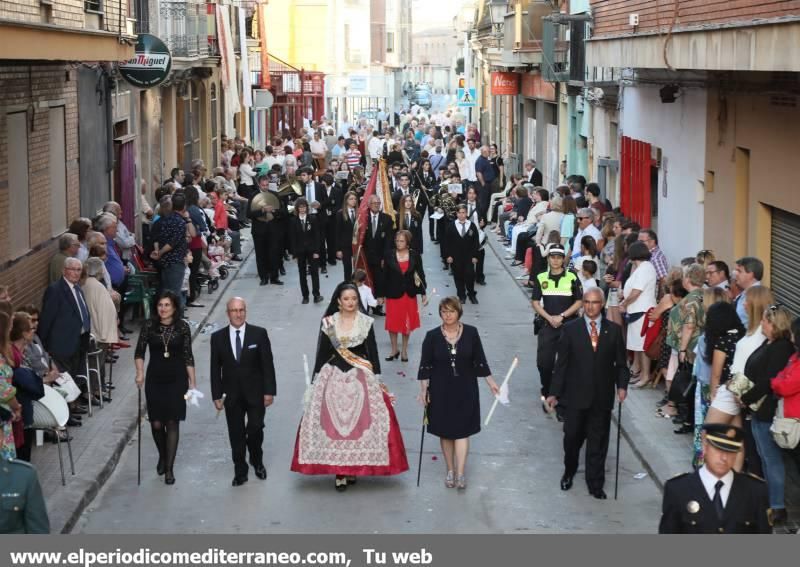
xmin=702 ymin=423 xmax=745 ymax=452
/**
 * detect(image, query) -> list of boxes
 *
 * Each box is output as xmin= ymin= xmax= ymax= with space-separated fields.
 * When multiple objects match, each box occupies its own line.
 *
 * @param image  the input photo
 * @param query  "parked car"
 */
xmin=414 ymin=87 xmax=433 ymax=109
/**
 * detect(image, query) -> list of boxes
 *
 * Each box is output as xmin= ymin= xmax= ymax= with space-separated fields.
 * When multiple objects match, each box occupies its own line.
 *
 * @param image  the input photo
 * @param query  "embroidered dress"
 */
xmin=0 ymin=354 xmax=17 ymax=459
xmin=291 ymin=312 xmax=409 ymax=476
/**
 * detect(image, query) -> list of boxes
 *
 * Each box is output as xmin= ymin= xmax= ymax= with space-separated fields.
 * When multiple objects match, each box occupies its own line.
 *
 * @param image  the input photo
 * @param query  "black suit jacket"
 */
xmin=396 ymin=211 xmax=424 ymax=254
xmin=527 ymin=168 xmax=543 ymax=187
xmin=550 ymin=317 xmax=629 ymax=410
xmin=364 ymin=212 xmax=395 ymax=263
xmin=383 ymin=250 xmax=426 ymax=299
xmin=247 ymin=190 xmax=288 ymax=236
xmin=210 ymin=324 xmax=277 ymax=404
xmin=336 ymin=209 xmax=357 ymax=253
xmin=302 ymin=181 xmax=328 ymax=220
xmin=444 ymin=221 xmax=479 ymax=264
xmin=289 ymin=215 xmax=322 ymax=255
xmin=320 ymin=184 xmax=344 ymax=220
xmin=659 ymin=470 xmax=771 ymax=534
xmin=38 ymin=279 xmax=89 ymax=359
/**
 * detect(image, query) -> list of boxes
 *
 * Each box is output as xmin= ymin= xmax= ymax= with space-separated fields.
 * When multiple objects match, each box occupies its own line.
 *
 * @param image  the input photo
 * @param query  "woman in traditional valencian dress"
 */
xmin=291 ymin=282 xmax=409 ymax=491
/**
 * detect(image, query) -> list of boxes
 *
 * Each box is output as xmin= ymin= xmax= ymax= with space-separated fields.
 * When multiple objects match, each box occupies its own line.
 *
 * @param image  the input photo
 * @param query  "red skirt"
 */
xmin=291 ymin=364 xmax=409 ymax=476
xmin=384 ymin=294 xmax=421 ymax=335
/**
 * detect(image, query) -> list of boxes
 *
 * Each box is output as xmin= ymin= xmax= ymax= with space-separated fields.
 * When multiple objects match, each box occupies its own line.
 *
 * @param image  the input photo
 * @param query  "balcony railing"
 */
xmin=161 ymin=0 xmax=216 ymax=58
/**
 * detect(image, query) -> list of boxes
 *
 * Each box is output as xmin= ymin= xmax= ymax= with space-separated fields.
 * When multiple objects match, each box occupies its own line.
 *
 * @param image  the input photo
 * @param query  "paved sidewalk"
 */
xmin=29 ymin=235 xmax=254 ymax=533
xmin=484 ymin=230 xmax=800 ymax=533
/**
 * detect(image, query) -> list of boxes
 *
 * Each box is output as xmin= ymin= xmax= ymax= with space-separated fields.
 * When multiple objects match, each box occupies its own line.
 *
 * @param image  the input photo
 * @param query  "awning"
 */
xmin=0 ymin=21 xmax=134 ymax=61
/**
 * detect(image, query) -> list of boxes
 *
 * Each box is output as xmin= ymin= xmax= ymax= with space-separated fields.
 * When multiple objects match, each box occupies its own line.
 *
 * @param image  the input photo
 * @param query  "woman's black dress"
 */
xmin=418 ymin=324 xmax=491 ymax=439
xmin=134 ymin=319 xmax=194 ymax=422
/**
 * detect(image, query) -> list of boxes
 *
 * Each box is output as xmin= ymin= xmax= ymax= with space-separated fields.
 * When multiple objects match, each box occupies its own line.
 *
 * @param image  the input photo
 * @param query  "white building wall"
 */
xmin=620 ymin=85 xmax=707 ymax=265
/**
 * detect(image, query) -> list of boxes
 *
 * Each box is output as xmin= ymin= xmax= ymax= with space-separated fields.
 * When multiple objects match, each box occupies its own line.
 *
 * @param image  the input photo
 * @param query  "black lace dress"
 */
xmin=134 ymin=319 xmax=195 ymax=421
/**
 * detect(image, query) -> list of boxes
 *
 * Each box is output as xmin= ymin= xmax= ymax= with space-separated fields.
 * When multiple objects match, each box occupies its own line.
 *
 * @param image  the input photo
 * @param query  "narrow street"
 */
xmin=74 ymin=233 xmax=661 ymax=534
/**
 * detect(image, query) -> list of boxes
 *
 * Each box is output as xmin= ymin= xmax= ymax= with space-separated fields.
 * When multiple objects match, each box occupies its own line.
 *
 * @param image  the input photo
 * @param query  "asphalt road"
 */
xmin=75 ymin=230 xmax=662 ymax=534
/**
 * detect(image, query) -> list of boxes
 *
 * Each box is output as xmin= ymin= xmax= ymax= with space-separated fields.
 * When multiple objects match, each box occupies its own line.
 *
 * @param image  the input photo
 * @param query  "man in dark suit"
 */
xmin=289 ymin=198 xmax=324 ymax=304
xmin=546 ymin=287 xmax=629 ymax=499
xmin=444 ymin=204 xmax=480 ymax=304
xmin=38 ymin=257 xmax=92 ymax=385
xmin=298 ymin=167 xmax=330 ymax=273
xmin=363 ymin=194 xmax=394 ymax=315
xmin=211 ymin=297 xmax=277 ymax=486
xmin=659 ymin=424 xmax=771 ymax=533
xmin=248 ymin=175 xmax=287 ymax=286
xmin=524 ymin=159 xmax=543 ymax=187
xmin=319 ymin=173 xmax=343 ymax=266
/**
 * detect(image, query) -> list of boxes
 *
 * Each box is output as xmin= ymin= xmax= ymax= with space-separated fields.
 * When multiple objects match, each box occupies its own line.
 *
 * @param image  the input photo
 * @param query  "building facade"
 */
xmin=0 ymin=0 xmax=134 ymax=307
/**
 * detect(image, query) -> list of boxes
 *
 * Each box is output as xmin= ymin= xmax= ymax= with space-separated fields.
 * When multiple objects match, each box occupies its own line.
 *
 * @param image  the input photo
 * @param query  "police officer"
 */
xmin=659 ymin=424 xmax=771 ymax=534
xmin=531 ymin=245 xmax=583 ymax=420
xmin=0 ymin=456 xmax=50 ymax=533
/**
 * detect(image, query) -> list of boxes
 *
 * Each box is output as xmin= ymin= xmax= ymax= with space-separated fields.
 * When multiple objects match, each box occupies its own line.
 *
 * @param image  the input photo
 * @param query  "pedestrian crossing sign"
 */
xmin=457 ymin=87 xmax=477 ymax=107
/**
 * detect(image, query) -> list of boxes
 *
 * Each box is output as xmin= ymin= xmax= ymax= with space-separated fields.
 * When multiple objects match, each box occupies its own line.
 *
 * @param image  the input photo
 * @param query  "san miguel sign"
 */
xmin=491 ymin=72 xmax=520 ymax=96
xmin=118 ymin=34 xmax=172 ymax=89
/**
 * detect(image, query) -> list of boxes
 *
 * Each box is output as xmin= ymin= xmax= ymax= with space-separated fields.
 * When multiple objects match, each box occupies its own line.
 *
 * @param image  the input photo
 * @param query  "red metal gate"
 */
xmin=266 ymin=55 xmax=325 ymax=138
xmin=620 ymin=135 xmax=653 ymax=228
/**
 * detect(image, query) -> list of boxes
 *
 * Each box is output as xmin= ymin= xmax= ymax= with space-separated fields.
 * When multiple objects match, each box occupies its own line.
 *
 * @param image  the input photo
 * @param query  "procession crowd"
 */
xmin=2 ymin=104 xmax=799 ymax=534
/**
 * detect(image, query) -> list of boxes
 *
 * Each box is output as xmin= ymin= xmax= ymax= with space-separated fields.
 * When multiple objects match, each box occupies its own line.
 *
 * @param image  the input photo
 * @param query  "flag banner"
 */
xmin=352 ymin=161 xmax=381 ymax=289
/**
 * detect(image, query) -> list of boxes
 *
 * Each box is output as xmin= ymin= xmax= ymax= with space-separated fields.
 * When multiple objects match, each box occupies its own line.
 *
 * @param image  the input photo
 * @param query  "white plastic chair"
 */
xmin=30 ymin=385 xmax=74 ymax=486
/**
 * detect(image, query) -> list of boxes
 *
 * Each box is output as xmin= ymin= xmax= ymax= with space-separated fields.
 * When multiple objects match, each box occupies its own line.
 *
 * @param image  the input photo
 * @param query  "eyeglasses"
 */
xmin=577 ymin=217 xmax=589 ymax=221
xmin=705 ymin=269 xmax=719 ymax=276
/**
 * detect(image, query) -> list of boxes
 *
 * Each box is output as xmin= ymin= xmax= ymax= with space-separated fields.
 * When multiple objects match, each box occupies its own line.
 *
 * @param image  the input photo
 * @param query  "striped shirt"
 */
xmin=344 ymin=149 xmax=362 ymax=168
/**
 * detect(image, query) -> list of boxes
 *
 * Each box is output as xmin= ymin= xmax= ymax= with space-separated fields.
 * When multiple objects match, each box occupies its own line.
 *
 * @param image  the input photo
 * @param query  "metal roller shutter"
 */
xmin=770 ymin=208 xmax=800 ymax=317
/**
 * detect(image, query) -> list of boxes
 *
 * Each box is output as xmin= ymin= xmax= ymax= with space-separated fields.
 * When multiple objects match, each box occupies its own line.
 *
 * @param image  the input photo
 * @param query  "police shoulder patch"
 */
xmin=541 ymin=281 xmax=549 ymax=290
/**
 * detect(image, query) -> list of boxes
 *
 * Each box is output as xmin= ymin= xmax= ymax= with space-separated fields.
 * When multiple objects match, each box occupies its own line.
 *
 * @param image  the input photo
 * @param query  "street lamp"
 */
xmin=488 ymin=0 xmax=507 ymax=38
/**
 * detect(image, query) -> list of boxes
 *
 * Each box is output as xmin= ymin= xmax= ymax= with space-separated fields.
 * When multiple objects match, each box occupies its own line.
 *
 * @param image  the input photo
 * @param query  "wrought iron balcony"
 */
xmin=160 ymin=0 xmax=213 ymax=58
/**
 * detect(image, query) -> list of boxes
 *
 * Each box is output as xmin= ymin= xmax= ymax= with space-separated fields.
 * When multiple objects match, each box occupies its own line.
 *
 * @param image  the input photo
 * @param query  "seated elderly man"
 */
xmin=49 ymin=233 xmax=80 ymax=284
xmin=102 ymin=201 xmax=136 ymax=261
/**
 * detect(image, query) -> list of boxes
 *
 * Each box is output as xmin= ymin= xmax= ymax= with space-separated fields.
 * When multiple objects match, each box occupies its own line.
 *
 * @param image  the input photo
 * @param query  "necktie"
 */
xmin=460 ymin=222 xmax=466 ymax=237
xmin=350 ymin=209 xmax=355 ymax=223
xmin=406 ymin=213 xmax=411 ymax=227
xmin=372 ymin=215 xmax=378 ymax=237
xmin=469 ymin=204 xmax=474 ymax=218
xmin=590 ymin=320 xmax=599 ymax=352
xmin=713 ymin=480 xmax=724 ymax=520
xmin=235 ymin=330 xmax=242 ymax=362
xmin=75 ymin=285 xmax=90 ymax=333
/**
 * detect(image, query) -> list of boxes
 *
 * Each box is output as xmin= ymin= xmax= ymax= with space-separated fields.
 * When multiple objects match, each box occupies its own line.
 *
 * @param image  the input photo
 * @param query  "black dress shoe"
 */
xmin=560 ymin=474 xmax=574 ymax=491
xmin=260 ymin=278 xmax=268 ymax=286
xmin=321 ymin=267 xmax=328 ymax=274
xmin=254 ymin=465 xmax=267 ymax=480
xmin=271 ymin=279 xmax=284 ymax=285
xmin=232 ymin=476 xmax=248 ymax=487
xmin=72 ymin=407 xmax=88 ymax=415
xmin=66 ymin=418 xmax=82 ymax=427
xmin=231 ymin=255 xmax=243 ymax=262
xmin=314 ymin=295 xmax=324 ymax=303
xmin=469 ymin=296 xmax=479 ymax=304
xmin=302 ymin=297 xmax=310 ymax=304
xmin=590 ymin=488 xmax=608 ymax=500
xmin=279 ymin=267 xmax=287 ymax=276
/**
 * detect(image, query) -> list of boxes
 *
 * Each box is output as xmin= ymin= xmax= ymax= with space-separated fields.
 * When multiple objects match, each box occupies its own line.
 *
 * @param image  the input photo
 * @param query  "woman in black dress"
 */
xmin=396 ymin=194 xmax=424 ymax=254
xmin=417 ymin=297 xmax=499 ymax=490
xmin=134 ymin=291 xmax=196 ymax=485
xmin=336 ymin=191 xmax=359 ymax=282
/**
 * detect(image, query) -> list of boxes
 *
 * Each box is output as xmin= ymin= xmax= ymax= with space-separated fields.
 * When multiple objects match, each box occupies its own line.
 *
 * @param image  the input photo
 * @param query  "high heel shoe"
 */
xmin=445 ymin=471 xmax=455 ymax=488
xmin=401 ymin=353 xmax=409 ymax=362
xmin=165 ymin=470 xmax=175 ymax=485
xmin=456 ymin=474 xmax=467 ymax=490
xmin=385 ymin=352 xmax=400 ymax=361
xmin=156 ymin=458 xmax=165 ymax=476
xmin=631 ymin=379 xmax=652 ymax=389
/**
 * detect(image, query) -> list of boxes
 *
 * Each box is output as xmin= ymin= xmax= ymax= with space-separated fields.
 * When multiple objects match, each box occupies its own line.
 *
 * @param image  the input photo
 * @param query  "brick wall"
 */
xmin=0 ymin=63 xmax=80 ymax=309
xmin=590 ymin=0 xmax=800 ymax=38
xmin=0 ymin=0 xmax=128 ymax=34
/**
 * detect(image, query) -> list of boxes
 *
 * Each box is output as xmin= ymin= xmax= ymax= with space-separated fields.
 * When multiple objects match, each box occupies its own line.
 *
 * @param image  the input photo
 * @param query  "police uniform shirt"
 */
xmin=698 ymin=465 xmax=733 ymax=507
xmin=530 ymin=269 xmax=583 ymax=316
xmin=0 ymin=457 xmax=50 ymax=534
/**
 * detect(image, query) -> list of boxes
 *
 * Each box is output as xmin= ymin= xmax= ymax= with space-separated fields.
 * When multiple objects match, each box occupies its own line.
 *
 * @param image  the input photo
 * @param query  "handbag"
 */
xmin=641 ymin=309 xmax=665 ymax=361
xmin=668 ymin=361 xmax=696 ymax=403
xmin=54 ymin=371 xmax=82 ymax=403
xmin=727 ymin=372 xmax=765 ymax=412
xmin=770 ymin=398 xmax=800 ymax=449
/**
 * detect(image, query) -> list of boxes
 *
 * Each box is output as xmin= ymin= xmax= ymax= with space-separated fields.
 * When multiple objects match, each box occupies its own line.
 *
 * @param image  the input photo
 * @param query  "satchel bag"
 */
xmin=770 ymin=398 xmax=800 ymax=449
xmin=668 ymin=361 xmax=696 ymax=403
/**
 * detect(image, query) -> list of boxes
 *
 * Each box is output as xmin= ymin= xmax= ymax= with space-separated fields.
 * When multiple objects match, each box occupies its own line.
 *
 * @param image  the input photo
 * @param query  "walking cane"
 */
xmin=614 ymin=400 xmax=622 ymax=500
xmin=416 ymin=395 xmax=428 ymax=487
xmin=137 ymin=386 xmax=142 ymax=486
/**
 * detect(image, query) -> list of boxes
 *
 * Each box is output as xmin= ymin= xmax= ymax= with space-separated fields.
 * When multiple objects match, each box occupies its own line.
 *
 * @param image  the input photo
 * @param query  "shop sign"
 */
xmin=118 ymin=34 xmax=172 ymax=89
xmin=491 ymin=72 xmax=520 ymax=96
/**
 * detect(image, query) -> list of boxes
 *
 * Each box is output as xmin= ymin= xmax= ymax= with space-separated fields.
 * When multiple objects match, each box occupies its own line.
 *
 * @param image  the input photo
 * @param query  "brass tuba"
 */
xmin=278 ymin=176 xmax=303 ymax=197
xmin=250 ymin=190 xmax=282 ymax=223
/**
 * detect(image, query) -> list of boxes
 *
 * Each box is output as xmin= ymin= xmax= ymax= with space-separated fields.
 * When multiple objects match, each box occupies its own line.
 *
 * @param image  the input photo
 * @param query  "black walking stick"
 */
xmin=416 ymin=395 xmax=429 ymax=487
xmin=137 ymin=386 xmax=142 ymax=486
xmin=614 ymin=400 xmax=622 ymax=500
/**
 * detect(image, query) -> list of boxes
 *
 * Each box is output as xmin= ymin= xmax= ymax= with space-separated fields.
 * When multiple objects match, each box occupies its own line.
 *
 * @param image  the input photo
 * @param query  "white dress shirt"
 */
xmin=229 ymin=323 xmax=247 ymax=359
xmin=306 ymin=182 xmax=318 ymax=213
xmin=698 ymin=465 xmax=733 ymax=507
